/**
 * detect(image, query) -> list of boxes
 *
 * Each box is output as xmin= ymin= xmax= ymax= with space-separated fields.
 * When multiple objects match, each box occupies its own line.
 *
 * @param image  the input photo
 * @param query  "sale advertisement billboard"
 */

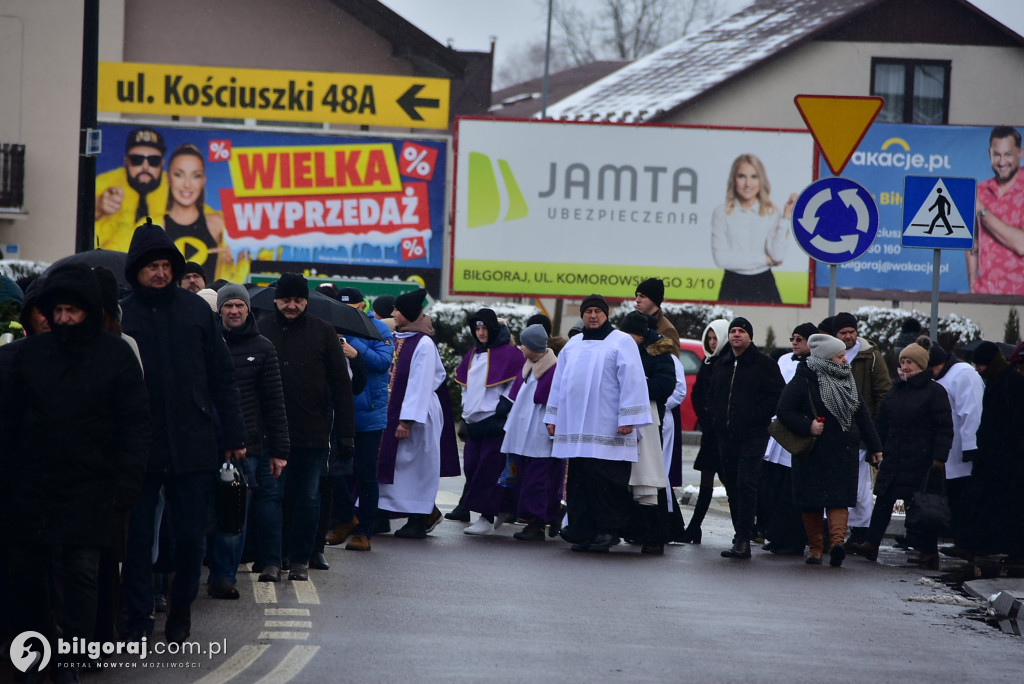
xmin=452 ymin=118 xmax=816 ymax=305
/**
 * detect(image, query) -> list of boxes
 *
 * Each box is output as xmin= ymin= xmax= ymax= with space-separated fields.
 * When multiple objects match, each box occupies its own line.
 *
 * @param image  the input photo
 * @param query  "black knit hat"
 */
xmin=526 ymin=313 xmax=552 ymax=337
xmin=833 ymin=312 xmax=858 ymax=333
xmin=337 ymin=287 xmax=364 ymax=304
xmin=635 ymin=278 xmax=664 ymax=307
xmin=182 ymin=261 xmax=205 ymax=278
xmin=395 ymin=288 xmax=427 ymax=321
xmin=372 ymin=295 xmax=395 ymax=319
xmin=973 ymin=341 xmax=1001 ymax=366
xmin=619 ymin=310 xmax=649 ymax=337
xmin=469 ymin=308 xmax=500 ymax=339
xmin=579 ymin=294 xmax=609 ymax=317
xmin=274 ymin=273 xmax=309 ymax=299
xmin=792 ymin=322 xmax=818 ymax=340
xmin=728 ymin=316 xmax=753 ymax=339
xmin=818 ymin=316 xmax=836 ymax=336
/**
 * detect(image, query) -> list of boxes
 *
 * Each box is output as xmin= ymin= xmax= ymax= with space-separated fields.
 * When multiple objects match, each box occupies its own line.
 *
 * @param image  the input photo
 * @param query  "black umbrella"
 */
xmin=248 ymin=286 xmax=383 ymax=341
xmin=46 ymin=249 xmax=130 ymax=291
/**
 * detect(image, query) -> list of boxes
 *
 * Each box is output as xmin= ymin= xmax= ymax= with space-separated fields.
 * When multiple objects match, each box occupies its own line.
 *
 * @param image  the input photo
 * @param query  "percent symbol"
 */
xmin=209 ymin=141 xmax=231 ymax=161
xmin=402 ymin=146 xmax=431 ymax=176
xmin=402 ymin=238 xmax=425 ymax=258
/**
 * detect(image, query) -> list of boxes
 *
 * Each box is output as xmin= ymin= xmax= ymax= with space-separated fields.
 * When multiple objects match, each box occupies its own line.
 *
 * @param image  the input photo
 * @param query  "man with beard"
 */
xmin=95 ymin=127 xmax=169 ymax=251
xmin=968 ymin=126 xmax=1024 ymax=294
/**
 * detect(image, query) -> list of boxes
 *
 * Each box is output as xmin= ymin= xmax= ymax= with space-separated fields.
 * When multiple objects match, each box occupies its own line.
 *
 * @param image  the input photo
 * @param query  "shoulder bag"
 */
xmin=767 ymin=383 xmax=820 ymax=460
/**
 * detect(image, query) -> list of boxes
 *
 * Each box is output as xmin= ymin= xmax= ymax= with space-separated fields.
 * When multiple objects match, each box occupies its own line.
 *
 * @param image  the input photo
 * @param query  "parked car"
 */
xmin=677 ymin=338 xmax=705 ymax=431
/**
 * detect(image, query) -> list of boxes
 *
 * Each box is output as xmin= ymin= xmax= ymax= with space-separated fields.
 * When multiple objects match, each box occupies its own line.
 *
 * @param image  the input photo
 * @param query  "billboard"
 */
xmin=452 ymin=118 xmax=816 ymax=305
xmin=818 ymin=123 xmax=1024 ymax=296
xmin=95 ymin=123 xmax=446 ymax=289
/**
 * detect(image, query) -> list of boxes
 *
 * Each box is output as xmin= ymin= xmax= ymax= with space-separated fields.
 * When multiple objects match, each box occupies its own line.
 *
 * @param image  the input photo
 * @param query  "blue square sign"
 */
xmin=901 ymin=176 xmax=976 ymax=250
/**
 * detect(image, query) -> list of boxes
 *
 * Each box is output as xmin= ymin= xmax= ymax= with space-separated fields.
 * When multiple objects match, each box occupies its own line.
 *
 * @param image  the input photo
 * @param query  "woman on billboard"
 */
xmin=711 ymin=153 xmax=796 ymax=303
xmin=163 ymin=143 xmax=234 ymax=282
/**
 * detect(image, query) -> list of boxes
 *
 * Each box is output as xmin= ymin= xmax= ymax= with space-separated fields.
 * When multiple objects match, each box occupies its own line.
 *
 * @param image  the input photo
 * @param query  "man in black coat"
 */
xmin=259 ymin=272 xmax=355 ymax=581
xmin=1 ymin=263 xmax=149 ymax=679
xmin=119 ymin=218 xmax=246 ymax=644
xmin=706 ymin=316 xmax=785 ymax=559
xmin=207 ymin=283 xmax=290 ymax=592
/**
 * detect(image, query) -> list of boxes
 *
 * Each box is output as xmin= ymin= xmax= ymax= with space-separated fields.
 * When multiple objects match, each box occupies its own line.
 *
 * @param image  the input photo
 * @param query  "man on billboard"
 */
xmin=95 ymin=127 xmax=169 ymax=252
xmin=967 ymin=126 xmax=1024 ymax=295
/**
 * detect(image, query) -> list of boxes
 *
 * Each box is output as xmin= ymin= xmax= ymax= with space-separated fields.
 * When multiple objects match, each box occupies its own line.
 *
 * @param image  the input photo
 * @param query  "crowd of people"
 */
xmin=1 ymin=249 xmax=1022 ymax=681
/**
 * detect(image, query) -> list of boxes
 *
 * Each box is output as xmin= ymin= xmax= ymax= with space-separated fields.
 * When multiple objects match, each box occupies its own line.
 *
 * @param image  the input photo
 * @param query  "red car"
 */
xmin=677 ymin=338 xmax=705 ymax=431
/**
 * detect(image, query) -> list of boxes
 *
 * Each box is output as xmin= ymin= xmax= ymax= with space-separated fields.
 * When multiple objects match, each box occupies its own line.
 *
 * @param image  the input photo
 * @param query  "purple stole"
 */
xmin=378 ymin=332 xmax=460 ymax=484
xmin=454 ymin=344 xmax=525 ymax=387
xmin=509 ymin=363 xmax=555 ymax=406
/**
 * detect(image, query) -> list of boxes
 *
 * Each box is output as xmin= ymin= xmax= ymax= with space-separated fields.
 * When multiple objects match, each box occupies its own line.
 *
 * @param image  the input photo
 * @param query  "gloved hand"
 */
xmin=931 ymin=459 xmax=946 ymax=471
xmin=339 ymin=436 xmax=355 ymax=460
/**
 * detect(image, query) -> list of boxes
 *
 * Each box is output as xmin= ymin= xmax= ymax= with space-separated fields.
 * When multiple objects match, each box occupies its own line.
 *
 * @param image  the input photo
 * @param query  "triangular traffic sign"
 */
xmin=794 ymin=95 xmax=884 ymax=175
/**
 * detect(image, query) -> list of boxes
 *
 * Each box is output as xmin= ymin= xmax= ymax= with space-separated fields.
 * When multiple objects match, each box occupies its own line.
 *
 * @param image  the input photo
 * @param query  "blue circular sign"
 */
xmin=792 ymin=177 xmax=879 ymax=265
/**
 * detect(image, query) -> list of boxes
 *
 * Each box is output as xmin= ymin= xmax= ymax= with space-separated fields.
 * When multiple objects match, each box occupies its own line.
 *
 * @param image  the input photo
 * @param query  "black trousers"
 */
xmin=566 ymin=458 xmax=633 ymax=540
xmin=759 ymin=461 xmax=806 ymax=550
xmin=718 ymin=432 xmax=770 ymax=542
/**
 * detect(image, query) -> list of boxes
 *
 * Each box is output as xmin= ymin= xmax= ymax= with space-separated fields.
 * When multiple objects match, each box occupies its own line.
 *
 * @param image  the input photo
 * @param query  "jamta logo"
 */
xmin=466 ymin=152 xmax=528 ymax=228
xmin=9 ymin=631 xmax=51 ymax=674
xmin=849 ymin=136 xmax=951 ymax=172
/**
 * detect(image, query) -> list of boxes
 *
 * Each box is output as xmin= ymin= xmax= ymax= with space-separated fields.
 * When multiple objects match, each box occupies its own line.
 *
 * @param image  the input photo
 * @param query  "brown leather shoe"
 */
xmin=325 ymin=516 xmax=359 ymax=546
xmin=859 ymin=542 xmax=878 ymax=562
xmin=346 ymin=534 xmax=372 ymax=551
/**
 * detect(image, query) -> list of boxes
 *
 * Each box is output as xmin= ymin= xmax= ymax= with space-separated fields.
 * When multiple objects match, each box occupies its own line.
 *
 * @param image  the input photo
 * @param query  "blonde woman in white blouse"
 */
xmin=711 ymin=153 xmax=796 ymax=303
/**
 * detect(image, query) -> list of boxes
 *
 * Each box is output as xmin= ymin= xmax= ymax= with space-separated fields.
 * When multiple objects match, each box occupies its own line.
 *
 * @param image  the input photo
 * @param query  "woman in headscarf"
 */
xmin=681 ymin=318 xmax=730 ymax=543
xmin=776 ymin=334 xmax=882 ymax=566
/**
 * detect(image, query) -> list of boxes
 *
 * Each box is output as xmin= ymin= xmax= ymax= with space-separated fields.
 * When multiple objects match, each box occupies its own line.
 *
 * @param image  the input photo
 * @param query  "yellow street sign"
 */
xmin=793 ymin=95 xmax=884 ymax=175
xmin=98 ymin=62 xmax=450 ymax=130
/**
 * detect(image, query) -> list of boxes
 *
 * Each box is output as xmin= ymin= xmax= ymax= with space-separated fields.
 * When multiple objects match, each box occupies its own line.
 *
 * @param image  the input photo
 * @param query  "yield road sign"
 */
xmin=901 ymin=176 xmax=976 ymax=250
xmin=793 ymin=177 xmax=879 ymax=265
xmin=794 ymin=95 xmax=884 ymax=175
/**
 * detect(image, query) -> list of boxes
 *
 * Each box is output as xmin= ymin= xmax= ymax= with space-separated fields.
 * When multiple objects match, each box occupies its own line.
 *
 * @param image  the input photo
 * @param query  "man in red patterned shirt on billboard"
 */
xmin=968 ymin=126 xmax=1024 ymax=294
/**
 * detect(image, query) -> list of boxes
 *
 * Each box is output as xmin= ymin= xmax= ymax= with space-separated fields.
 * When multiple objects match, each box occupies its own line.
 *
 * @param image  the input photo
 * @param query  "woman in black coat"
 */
xmin=682 ymin=319 xmax=730 ymax=543
xmin=777 ymin=334 xmax=882 ymax=566
xmin=859 ymin=338 xmax=953 ymax=569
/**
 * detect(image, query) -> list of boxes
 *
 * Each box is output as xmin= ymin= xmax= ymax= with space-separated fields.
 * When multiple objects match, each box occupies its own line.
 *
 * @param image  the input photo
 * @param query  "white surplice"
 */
xmin=501 ymin=371 xmax=553 ymax=459
xmin=764 ymin=353 xmax=802 ymax=467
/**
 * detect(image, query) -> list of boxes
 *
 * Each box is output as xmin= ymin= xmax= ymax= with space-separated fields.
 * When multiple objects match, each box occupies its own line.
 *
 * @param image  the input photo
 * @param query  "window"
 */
xmin=871 ymin=59 xmax=950 ymax=124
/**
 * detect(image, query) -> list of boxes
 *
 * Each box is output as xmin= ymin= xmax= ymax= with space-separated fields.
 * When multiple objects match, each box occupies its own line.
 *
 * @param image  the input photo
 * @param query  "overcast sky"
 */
xmin=379 ymin=0 xmax=1024 ymax=86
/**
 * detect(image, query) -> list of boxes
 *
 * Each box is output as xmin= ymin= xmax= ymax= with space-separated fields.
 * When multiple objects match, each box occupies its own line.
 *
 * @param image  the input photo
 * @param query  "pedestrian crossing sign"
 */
xmin=901 ymin=176 xmax=976 ymax=250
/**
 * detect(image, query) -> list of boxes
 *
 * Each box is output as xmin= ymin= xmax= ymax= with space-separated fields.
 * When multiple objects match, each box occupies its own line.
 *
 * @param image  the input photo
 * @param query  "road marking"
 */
xmin=292 ymin=581 xmax=320 ymax=605
xmin=253 ymin=645 xmax=320 ymax=684
xmin=247 ymin=572 xmax=277 ymax=603
xmin=192 ymin=644 xmax=270 ymax=684
xmin=257 ymin=631 xmax=310 ymax=640
xmin=264 ymin=620 xmax=312 ymax=629
xmin=264 ymin=608 xmax=310 ymax=616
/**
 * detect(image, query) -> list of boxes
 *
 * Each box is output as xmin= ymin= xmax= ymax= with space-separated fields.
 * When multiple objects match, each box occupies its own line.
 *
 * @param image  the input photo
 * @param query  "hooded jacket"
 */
xmin=120 ymin=222 xmax=246 ymax=474
xmin=348 ymin=315 xmax=393 ymax=432
xmin=2 ymin=263 xmax=150 ymax=547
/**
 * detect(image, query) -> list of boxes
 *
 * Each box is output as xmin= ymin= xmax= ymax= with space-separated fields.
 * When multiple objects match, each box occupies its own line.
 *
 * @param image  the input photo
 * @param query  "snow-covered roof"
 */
xmin=542 ymin=0 xmax=880 ymax=123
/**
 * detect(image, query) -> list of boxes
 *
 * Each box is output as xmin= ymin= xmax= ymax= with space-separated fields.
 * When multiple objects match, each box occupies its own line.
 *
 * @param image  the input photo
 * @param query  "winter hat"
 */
xmin=818 ymin=316 xmax=837 ymax=336
xmin=833 ymin=312 xmax=858 ymax=333
xmin=372 ymin=295 xmax=395 ymax=319
xmin=0 ymin=275 xmax=23 ymax=307
xmin=728 ymin=316 xmax=753 ymax=339
xmin=923 ymin=336 xmax=947 ymax=368
xmin=702 ymin=319 xmax=730 ymax=358
xmin=520 ymin=324 xmax=548 ymax=353
xmin=274 ymin=272 xmax=309 ymax=300
xmin=901 ymin=317 xmax=922 ymax=334
xmin=181 ymin=261 xmax=205 ymax=278
xmin=196 ymin=288 xmax=218 ymax=312
xmin=36 ymin=263 xmax=101 ymax=325
xmin=579 ymin=294 xmax=609 ymax=317
xmin=635 ymin=278 xmax=664 ymax=307
xmin=526 ymin=313 xmax=552 ymax=337
xmin=792 ymin=322 xmax=818 ymax=341
xmin=317 ymin=283 xmax=340 ymax=300
xmin=899 ymin=338 xmax=930 ymax=371
xmin=808 ymin=334 xmax=846 ymax=360
xmin=972 ymin=341 xmax=1000 ymax=367
xmin=469 ymin=308 xmax=500 ymax=339
xmin=619 ymin=310 xmax=650 ymax=337
xmin=217 ymin=282 xmax=251 ymax=312
xmin=125 ymin=126 xmax=166 ymax=155
xmin=394 ymin=288 xmax=427 ymax=321
xmin=337 ymin=287 xmax=364 ymax=304
xmin=568 ymin=321 xmax=584 ymax=338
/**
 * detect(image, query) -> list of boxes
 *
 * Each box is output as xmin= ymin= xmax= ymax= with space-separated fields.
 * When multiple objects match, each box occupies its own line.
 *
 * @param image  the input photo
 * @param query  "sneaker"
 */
xmin=464 ymin=516 xmax=496 ymax=535
xmin=346 ymin=534 xmax=372 ymax=551
xmin=258 ymin=565 xmax=281 ymax=582
xmin=288 ymin=562 xmax=309 ymax=581
xmin=325 ymin=516 xmax=359 ymax=546
xmin=424 ymin=506 xmax=443 ymax=533
xmin=394 ymin=515 xmax=428 ymax=539
xmin=513 ymin=522 xmax=546 ymax=542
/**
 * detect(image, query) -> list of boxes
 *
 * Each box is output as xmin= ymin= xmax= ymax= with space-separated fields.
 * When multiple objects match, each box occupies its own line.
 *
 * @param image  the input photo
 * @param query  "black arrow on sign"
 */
xmin=397 ymin=84 xmax=440 ymax=121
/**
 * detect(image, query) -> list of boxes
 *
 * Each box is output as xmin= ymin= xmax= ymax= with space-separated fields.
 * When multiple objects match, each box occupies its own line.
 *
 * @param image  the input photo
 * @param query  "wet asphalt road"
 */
xmin=85 ymin=447 xmax=1021 ymax=684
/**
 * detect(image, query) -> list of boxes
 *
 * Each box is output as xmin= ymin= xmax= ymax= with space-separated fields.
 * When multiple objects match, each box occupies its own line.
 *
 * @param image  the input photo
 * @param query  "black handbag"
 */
xmin=905 ymin=472 xmax=952 ymax=537
xmin=767 ymin=384 xmax=819 ymax=459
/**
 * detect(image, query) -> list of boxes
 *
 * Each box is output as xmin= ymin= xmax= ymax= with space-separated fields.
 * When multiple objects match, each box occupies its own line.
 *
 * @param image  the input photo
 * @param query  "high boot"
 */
xmin=683 ymin=485 xmax=713 ymax=544
xmin=826 ymin=508 xmax=849 ymax=567
xmin=802 ymin=512 xmax=825 ymax=564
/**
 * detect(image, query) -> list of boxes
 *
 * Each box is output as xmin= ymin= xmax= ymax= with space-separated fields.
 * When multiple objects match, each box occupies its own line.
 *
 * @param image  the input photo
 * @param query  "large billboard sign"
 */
xmin=819 ymin=123 xmax=1024 ymax=296
xmin=452 ymin=118 xmax=816 ymax=305
xmin=96 ymin=123 xmax=446 ymax=287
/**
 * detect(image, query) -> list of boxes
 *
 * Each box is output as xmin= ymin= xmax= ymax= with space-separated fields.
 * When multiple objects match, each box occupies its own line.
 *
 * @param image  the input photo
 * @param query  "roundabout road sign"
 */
xmin=793 ymin=177 xmax=879 ymax=265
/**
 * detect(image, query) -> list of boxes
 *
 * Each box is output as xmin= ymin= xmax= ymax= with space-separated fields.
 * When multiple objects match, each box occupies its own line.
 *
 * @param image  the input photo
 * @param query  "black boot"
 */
xmin=845 ymin=526 xmax=868 ymax=555
xmin=684 ymin=485 xmax=713 ymax=543
xmin=721 ymin=538 xmax=751 ymax=559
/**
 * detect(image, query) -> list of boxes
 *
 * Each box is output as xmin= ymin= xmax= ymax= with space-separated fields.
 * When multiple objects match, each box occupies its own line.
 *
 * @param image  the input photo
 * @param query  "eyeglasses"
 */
xmin=789 ymin=336 xmax=805 ymax=342
xmin=128 ymin=154 xmax=163 ymax=167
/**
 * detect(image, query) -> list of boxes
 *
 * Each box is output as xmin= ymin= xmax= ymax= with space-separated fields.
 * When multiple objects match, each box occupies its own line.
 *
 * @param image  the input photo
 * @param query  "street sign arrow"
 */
xmin=398 ymin=84 xmax=441 ymax=121
xmin=797 ymin=187 xmax=831 ymax=234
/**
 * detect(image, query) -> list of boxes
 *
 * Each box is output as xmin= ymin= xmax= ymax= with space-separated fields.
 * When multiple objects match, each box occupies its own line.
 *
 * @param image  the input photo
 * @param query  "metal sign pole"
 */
xmin=930 ymin=249 xmax=941 ymax=342
xmin=829 ymin=264 xmax=837 ymax=317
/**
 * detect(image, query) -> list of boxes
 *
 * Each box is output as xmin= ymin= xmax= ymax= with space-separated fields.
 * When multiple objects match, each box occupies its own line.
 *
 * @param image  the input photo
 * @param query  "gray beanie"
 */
xmin=520 ymin=324 xmax=548 ymax=353
xmin=808 ymin=334 xmax=846 ymax=360
xmin=217 ymin=283 xmax=251 ymax=311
